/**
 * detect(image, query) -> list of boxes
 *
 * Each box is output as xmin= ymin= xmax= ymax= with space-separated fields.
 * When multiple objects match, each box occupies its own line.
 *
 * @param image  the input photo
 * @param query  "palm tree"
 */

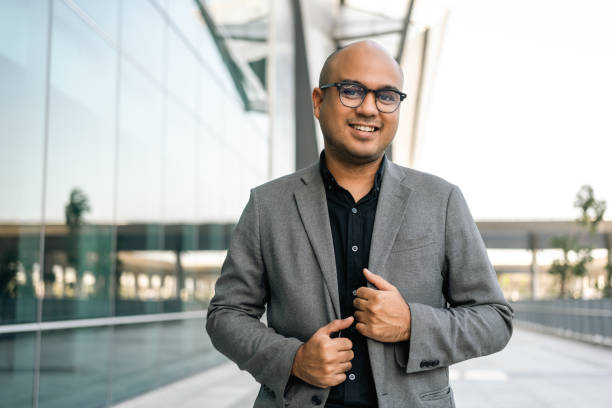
xmin=65 ymin=188 xmax=91 ymax=229
xmin=548 ymin=236 xmax=592 ymax=298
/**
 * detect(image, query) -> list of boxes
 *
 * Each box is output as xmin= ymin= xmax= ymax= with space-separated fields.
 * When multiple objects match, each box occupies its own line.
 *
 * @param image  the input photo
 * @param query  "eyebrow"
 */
xmin=339 ymin=78 xmax=401 ymax=92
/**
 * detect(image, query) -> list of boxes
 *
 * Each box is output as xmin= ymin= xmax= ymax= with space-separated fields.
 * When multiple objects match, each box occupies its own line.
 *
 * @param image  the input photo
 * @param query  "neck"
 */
xmin=323 ymin=149 xmax=383 ymax=202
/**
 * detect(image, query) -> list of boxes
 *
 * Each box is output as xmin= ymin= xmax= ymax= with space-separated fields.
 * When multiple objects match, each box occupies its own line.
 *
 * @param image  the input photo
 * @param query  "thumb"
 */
xmin=363 ymin=268 xmax=395 ymax=291
xmin=320 ymin=316 xmax=354 ymax=336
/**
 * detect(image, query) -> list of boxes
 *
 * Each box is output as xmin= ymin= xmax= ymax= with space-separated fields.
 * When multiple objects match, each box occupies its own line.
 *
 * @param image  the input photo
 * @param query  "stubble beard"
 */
xmin=321 ymin=129 xmax=390 ymax=167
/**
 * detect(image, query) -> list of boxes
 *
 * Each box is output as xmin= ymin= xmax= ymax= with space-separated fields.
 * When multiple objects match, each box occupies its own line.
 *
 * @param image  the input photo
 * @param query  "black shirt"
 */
xmin=319 ymin=150 xmax=385 ymax=408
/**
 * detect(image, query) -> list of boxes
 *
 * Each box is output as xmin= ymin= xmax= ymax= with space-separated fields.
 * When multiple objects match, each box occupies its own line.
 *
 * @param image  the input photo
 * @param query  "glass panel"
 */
xmin=116 ymin=60 xmax=163 ymax=223
xmin=156 ymin=319 xmax=225 ymax=385
xmin=122 ymin=0 xmax=165 ymax=84
xmin=72 ymin=0 xmax=119 ymax=42
xmin=114 ymin=57 xmax=168 ymax=316
xmin=179 ymin=250 xmax=222 ymax=309
xmin=115 ymin=250 xmax=179 ymax=315
xmin=0 ymin=0 xmax=49 ymax=324
xmin=0 ymin=332 xmax=36 ymax=407
xmin=196 ymin=128 xmax=222 ymax=222
xmin=167 ymin=30 xmax=198 ymax=114
xmin=167 ymin=0 xmax=203 ymax=53
xmin=110 ymin=323 xmax=161 ymax=404
xmin=42 ymin=0 xmax=117 ymax=320
xmin=38 ymin=327 xmax=111 ymax=408
xmin=164 ymin=100 xmax=197 ymax=223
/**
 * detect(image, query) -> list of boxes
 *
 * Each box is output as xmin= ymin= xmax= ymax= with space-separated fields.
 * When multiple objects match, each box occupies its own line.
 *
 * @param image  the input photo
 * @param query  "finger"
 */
xmin=355 ymin=322 xmax=369 ymax=336
xmin=331 ymin=338 xmax=353 ymax=351
xmin=336 ymin=350 xmax=354 ymax=363
xmin=335 ymin=361 xmax=352 ymax=374
xmin=353 ymin=297 xmax=366 ymax=310
xmin=331 ymin=373 xmax=347 ymax=386
xmin=355 ymin=286 xmax=377 ymax=300
xmin=354 ymin=311 xmax=367 ymax=323
xmin=319 ymin=316 xmax=354 ymax=336
xmin=363 ymin=268 xmax=396 ymax=291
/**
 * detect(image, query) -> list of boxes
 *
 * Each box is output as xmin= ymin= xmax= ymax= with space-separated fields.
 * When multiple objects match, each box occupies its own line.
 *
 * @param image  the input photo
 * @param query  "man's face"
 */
xmin=313 ymin=44 xmax=403 ymax=165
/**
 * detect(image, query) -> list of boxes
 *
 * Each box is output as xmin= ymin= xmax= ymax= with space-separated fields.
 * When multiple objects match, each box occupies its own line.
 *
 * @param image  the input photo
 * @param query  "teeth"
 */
xmin=352 ymin=124 xmax=376 ymax=132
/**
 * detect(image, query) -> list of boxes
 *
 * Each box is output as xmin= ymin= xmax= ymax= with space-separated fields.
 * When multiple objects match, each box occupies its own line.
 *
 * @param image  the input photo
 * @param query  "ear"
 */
xmin=312 ymin=87 xmax=323 ymax=120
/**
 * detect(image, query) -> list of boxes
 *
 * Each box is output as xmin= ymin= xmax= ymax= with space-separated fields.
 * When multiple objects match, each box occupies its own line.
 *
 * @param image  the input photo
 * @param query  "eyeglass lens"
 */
xmin=339 ymin=84 xmax=400 ymax=112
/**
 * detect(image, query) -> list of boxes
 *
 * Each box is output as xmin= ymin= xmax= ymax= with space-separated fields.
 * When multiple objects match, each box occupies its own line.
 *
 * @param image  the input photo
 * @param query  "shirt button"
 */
xmin=351 ymin=245 xmax=358 ymax=252
xmin=351 ymin=207 xmax=357 ymax=214
xmin=348 ymin=373 xmax=356 ymax=381
xmin=352 ymin=289 xmax=357 ymax=296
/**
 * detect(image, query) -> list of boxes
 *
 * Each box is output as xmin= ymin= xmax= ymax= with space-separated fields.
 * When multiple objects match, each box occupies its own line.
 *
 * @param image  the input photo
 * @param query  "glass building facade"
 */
xmin=0 ymin=0 xmax=269 ymax=406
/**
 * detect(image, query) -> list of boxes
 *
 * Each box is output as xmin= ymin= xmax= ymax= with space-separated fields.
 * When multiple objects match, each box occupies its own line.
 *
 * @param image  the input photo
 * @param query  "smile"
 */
xmin=349 ymin=123 xmax=379 ymax=132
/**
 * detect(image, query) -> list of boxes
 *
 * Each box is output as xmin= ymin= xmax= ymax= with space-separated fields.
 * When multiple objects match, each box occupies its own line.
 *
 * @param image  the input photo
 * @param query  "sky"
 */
xmin=415 ymin=0 xmax=612 ymax=221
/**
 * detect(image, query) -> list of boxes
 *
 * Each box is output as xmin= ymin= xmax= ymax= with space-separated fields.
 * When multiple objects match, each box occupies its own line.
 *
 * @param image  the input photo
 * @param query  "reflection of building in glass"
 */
xmin=1 ymin=0 xmax=270 ymax=406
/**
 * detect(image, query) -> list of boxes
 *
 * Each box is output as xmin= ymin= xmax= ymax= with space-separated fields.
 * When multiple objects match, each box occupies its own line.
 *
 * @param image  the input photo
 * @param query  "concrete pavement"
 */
xmin=113 ymin=327 xmax=612 ymax=407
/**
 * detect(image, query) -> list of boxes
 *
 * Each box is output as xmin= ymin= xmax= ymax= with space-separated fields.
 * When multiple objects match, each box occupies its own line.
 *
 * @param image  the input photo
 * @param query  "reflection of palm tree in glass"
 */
xmin=0 ymin=249 xmax=18 ymax=299
xmin=63 ymin=188 xmax=91 ymax=296
xmin=65 ymin=188 xmax=91 ymax=229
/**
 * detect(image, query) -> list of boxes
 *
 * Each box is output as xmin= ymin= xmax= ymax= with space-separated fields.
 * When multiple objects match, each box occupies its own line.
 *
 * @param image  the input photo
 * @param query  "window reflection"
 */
xmin=0 ymin=0 xmax=48 ymax=327
xmin=1 ymin=0 xmax=270 ymax=405
xmin=115 ymin=250 xmax=222 ymax=310
xmin=0 ymin=333 xmax=36 ymax=407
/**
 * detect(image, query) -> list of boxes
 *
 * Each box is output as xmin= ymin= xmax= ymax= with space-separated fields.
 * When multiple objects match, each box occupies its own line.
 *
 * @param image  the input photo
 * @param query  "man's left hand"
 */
xmin=353 ymin=268 xmax=411 ymax=343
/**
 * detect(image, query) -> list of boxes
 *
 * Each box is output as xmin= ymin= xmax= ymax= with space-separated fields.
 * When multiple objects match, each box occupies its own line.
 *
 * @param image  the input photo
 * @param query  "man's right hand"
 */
xmin=291 ymin=317 xmax=354 ymax=388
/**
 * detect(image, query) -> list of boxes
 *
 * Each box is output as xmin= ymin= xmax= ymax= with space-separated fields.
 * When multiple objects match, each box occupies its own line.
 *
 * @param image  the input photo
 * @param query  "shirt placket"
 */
xmin=345 ymin=201 xmax=363 ymax=403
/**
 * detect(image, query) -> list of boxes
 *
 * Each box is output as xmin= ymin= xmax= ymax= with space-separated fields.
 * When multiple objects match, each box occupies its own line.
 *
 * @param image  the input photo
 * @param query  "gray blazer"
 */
xmin=206 ymin=159 xmax=513 ymax=408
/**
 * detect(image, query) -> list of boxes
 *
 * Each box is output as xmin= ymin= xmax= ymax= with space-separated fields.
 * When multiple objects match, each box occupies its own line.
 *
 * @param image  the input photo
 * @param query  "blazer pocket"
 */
xmin=390 ymin=233 xmax=436 ymax=253
xmin=420 ymin=384 xmax=451 ymax=401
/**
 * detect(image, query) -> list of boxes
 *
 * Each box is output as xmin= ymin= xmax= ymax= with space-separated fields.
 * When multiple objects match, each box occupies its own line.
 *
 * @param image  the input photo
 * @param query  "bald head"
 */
xmin=318 ymin=40 xmax=403 ymax=87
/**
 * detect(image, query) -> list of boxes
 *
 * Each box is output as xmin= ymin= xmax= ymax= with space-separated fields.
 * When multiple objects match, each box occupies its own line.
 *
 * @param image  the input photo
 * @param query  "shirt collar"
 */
xmin=318 ymin=150 xmax=386 ymax=196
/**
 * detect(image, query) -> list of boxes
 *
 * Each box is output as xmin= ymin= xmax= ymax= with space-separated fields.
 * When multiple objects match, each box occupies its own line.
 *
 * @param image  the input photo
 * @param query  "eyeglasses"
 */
xmin=319 ymin=82 xmax=407 ymax=113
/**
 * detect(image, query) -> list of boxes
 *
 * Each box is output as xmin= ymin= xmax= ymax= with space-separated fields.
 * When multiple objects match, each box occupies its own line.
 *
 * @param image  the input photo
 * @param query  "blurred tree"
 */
xmin=0 ymin=249 xmax=18 ymax=299
xmin=574 ymin=185 xmax=610 ymax=298
xmin=574 ymin=185 xmax=606 ymax=235
xmin=548 ymin=185 xmax=606 ymax=298
xmin=65 ymin=188 xmax=91 ymax=229
xmin=549 ymin=236 xmax=593 ymax=298
xmin=63 ymin=188 xmax=91 ymax=295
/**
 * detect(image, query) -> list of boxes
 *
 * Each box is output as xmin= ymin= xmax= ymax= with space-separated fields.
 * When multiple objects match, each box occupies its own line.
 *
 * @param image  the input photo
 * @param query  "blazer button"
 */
xmin=311 ymin=395 xmax=322 ymax=405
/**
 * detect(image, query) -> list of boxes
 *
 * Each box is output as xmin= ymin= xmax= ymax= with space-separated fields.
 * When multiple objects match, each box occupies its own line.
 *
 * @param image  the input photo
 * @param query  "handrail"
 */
xmin=0 ymin=310 xmax=204 ymax=334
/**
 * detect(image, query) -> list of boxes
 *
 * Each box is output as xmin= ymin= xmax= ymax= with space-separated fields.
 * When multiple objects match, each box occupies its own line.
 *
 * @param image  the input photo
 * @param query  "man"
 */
xmin=206 ymin=40 xmax=513 ymax=408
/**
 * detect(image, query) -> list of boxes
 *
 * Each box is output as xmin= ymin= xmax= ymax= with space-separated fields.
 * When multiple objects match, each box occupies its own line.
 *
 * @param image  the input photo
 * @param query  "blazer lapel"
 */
xmin=367 ymin=160 xmax=413 ymax=394
xmin=368 ymin=160 xmax=413 ymax=280
xmin=294 ymin=164 xmax=341 ymax=320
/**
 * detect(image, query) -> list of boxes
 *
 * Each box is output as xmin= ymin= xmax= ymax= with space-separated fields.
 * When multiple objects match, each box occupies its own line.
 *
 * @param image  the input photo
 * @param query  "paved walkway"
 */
xmin=114 ymin=327 xmax=612 ymax=408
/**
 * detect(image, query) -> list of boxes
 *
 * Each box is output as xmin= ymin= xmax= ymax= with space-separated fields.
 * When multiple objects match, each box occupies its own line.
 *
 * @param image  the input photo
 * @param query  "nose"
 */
xmin=355 ymin=90 xmax=378 ymax=116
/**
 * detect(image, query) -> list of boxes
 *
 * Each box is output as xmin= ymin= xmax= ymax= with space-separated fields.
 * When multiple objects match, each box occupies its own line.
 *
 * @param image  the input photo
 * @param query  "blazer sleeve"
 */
xmin=396 ymin=184 xmax=514 ymax=373
xmin=206 ymin=189 xmax=303 ymax=402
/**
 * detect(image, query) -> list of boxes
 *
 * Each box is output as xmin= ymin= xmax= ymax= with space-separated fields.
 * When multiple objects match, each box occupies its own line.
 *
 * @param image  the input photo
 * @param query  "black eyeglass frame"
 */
xmin=319 ymin=81 xmax=407 ymax=113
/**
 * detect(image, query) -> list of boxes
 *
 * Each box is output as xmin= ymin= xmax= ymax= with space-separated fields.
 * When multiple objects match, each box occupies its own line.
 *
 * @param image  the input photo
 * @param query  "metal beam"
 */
xmin=396 ymin=0 xmax=416 ymax=62
xmin=194 ymin=0 xmax=252 ymax=110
